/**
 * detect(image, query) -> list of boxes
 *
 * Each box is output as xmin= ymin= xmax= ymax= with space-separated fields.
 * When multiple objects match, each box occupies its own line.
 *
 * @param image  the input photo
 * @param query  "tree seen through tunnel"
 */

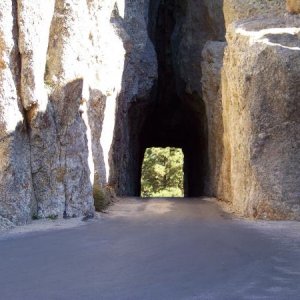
xmin=141 ymin=147 xmax=184 ymax=197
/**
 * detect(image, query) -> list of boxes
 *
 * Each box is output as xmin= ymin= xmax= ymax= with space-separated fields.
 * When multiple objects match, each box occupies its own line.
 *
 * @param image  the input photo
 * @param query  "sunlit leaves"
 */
xmin=141 ymin=147 xmax=184 ymax=197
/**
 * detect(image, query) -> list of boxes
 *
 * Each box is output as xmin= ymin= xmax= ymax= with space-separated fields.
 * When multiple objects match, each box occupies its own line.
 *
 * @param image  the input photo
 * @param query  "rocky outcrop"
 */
xmin=0 ymin=0 xmax=300 ymax=226
xmin=201 ymin=41 xmax=226 ymax=197
xmin=0 ymin=0 xmax=157 ymax=225
xmin=202 ymin=0 xmax=300 ymax=219
xmin=223 ymin=0 xmax=285 ymax=27
xmin=0 ymin=0 xmax=155 ymax=223
xmin=0 ymin=0 xmax=34 ymax=226
xmin=28 ymin=0 xmax=156 ymax=217
xmin=109 ymin=0 xmax=157 ymax=196
xmin=220 ymin=14 xmax=300 ymax=219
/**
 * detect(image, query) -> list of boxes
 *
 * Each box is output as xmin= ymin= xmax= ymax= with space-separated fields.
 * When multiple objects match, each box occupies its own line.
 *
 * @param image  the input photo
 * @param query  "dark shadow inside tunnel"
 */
xmin=133 ymin=0 xmax=208 ymax=197
xmin=139 ymin=91 xmax=208 ymax=197
xmin=111 ymin=0 xmax=225 ymax=198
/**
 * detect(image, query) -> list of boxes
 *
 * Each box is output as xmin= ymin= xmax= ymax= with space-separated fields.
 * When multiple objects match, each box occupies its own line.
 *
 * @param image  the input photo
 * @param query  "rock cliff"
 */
xmin=0 ymin=0 xmax=299 ymax=228
xmin=221 ymin=15 xmax=300 ymax=219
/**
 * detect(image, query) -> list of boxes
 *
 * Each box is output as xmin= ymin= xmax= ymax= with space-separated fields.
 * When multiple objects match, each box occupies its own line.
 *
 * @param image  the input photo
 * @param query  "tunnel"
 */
xmin=138 ymin=0 xmax=209 ymax=197
xmin=112 ymin=0 xmax=225 ymax=197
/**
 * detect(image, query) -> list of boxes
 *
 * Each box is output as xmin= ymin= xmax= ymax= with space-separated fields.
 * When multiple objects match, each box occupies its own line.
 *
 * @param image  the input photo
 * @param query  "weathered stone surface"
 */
xmin=0 ymin=1 xmax=34 ymax=227
xmin=25 ymin=0 xmax=132 ymax=218
xmin=0 ymin=216 xmax=15 ymax=231
xmin=287 ymin=0 xmax=300 ymax=13
xmin=201 ymin=41 xmax=226 ymax=196
xmin=27 ymin=0 xmax=93 ymax=218
xmin=0 ymin=0 xmax=35 ymax=226
xmin=110 ymin=0 xmax=157 ymax=196
xmin=86 ymin=0 xmax=127 ymax=193
xmin=221 ymin=16 xmax=300 ymax=219
xmin=224 ymin=0 xmax=285 ymax=27
xmin=18 ymin=0 xmax=55 ymax=110
xmin=173 ymin=0 xmax=225 ymax=95
xmin=1 ymin=0 xmax=154 ymax=223
xmin=166 ymin=0 xmax=224 ymax=196
xmin=122 ymin=0 xmax=226 ymax=197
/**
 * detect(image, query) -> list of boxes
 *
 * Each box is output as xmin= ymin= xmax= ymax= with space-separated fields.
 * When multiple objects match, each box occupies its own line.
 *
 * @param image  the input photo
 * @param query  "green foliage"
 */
xmin=32 ymin=213 xmax=41 ymax=220
xmin=47 ymin=214 xmax=58 ymax=220
xmin=93 ymin=185 xmax=106 ymax=212
xmin=141 ymin=147 xmax=184 ymax=197
xmin=93 ymin=181 xmax=115 ymax=212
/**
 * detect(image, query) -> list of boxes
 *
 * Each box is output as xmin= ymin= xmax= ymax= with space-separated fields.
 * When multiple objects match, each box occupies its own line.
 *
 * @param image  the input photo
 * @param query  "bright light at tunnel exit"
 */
xmin=141 ymin=147 xmax=184 ymax=198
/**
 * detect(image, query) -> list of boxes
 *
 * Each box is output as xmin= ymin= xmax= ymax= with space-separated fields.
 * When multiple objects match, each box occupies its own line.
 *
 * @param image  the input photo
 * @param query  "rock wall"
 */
xmin=0 ymin=1 xmax=34 ymax=226
xmin=109 ymin=0 xmax=157 ymax=196
xmin=201 ymin=0 xmax=300 ymax=219
xmin=201 ymin=41 xmax=226 ymax=197
xmin=0 ymin=0 xmax=156 ymax=227
xmin=132 ymin=0 xmax=225 ymax=197
xmin=220 ymin=15 xmax=300 ymax=219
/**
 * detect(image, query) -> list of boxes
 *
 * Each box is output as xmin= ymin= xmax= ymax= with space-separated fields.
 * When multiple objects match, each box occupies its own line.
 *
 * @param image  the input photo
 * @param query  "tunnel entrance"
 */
xmin=141 ymin=147 xmax=184 ymax=197
xmin=138 ymin=0 xmax=209 ymax=197
xmin=112 ymin=0 xmax=224 ymax=198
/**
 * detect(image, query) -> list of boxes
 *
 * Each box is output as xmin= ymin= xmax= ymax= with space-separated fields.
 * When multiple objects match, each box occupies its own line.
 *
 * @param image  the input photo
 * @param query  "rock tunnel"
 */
xmin=112 ymin=0 xmax=225 ymax=198
xmin=141 ymin=0 xmax=209 ymax=197
xmin=1 ymin=0 xmax=300 ymax=226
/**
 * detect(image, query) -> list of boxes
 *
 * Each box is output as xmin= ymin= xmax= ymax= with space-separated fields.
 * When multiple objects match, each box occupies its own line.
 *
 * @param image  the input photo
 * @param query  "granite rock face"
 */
xmin=287 ymin=0 xmax=300 ymax=13
xmin=108 ymin=0 xmax=157 ymax=196
xmin=220 ymin=16 xmax=300 ymax=219
xmin=201 ymin=41 xmax=226 ymax=197
xmin=0 ymin=0 xmax=300 ymax=226
xmin=202 ymin=0 xmax=300 ymax=219
xmin=223 ymin=0 xmax=285 ymax=26
xmin=23 ymin=0 xmax=156 ymax=218
xmin=0 ymin=0 xmax=157 ymax=226
xmin=0 ymin=0 xmax=34 ymax=226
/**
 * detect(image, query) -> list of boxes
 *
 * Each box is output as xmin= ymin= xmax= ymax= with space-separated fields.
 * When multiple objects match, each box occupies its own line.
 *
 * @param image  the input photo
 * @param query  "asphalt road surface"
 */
xmin=1 ymin=197 xmax=300 ymax=300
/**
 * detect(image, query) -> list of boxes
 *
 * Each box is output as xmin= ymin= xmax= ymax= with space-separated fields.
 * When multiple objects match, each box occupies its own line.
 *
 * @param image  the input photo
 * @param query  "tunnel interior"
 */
xmin=115 ymin=0 xmax=225 ymax=198
xmin=128 ymin=0 xmax=209 ymax=197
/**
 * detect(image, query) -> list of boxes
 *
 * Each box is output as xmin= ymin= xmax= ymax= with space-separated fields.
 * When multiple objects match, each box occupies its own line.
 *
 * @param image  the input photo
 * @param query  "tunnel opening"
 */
xmin=112 ymin=0 xmax=225 ymax=197
xmin=139 ymin=94 xmax=209 ymax=197
xmin=138 ymin=0 xmax=209 ymax=197
xmin=141 ymin=147 xmax=184 ymax=197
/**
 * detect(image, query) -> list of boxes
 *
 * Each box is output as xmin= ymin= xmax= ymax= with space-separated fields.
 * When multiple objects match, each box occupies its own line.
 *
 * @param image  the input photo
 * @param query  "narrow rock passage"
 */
xmin=1 ymin=198 xmax=300 ymax=300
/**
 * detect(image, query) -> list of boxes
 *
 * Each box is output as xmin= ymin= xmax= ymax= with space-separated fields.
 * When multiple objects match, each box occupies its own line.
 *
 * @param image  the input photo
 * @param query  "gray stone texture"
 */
xmin=0 ymin=0 xmax=35 ymax=226
xmin=0 ymin=0 xmax=299 ymax=227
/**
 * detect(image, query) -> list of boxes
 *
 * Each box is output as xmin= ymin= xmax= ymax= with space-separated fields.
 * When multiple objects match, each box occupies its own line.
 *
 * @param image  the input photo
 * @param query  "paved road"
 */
xmin=1 ymin=198 xmax=300 ymax=300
